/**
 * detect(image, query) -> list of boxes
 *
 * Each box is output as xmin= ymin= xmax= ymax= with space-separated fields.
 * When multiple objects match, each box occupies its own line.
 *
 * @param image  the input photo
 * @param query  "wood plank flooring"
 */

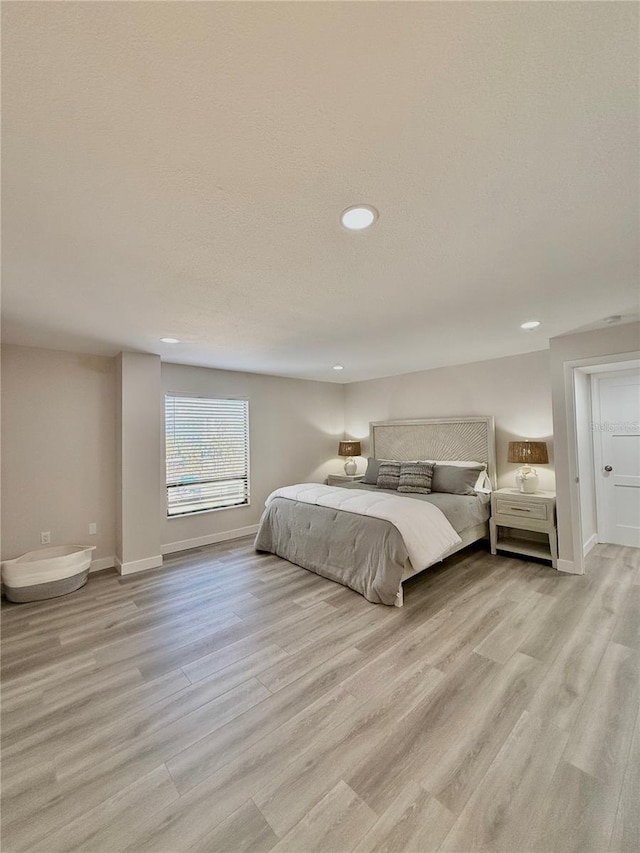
xmin=1 ymin=539 xmax=639 ymax=852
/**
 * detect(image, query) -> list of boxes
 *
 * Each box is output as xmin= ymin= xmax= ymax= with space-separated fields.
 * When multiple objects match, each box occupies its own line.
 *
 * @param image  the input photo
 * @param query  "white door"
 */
xmin=595 ymin=372 xmax=640 ymax=547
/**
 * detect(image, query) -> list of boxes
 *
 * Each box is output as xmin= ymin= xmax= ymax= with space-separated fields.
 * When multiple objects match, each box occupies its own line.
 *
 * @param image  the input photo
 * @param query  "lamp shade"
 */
xmin=508 ymin=441 xmax=549 ymax=465
xmin=338 ymin=440 xmax=361 ymax=457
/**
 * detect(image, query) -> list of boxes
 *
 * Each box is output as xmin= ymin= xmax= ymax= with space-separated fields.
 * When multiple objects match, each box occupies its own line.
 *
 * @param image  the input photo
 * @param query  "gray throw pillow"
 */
xmin=376 ymin=461 xmax=401 ymax=490
xmin=398 ymin=461 xmax=435 ymax=494
xmin=363 ymin=457 xmax=381 ymax=485
xmin=431 ymin=464 xmax=484 ymax=495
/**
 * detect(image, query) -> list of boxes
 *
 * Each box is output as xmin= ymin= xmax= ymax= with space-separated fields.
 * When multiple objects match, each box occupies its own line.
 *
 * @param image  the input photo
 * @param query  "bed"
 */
xmin=255 ymin=417 xmax=496 ymax=606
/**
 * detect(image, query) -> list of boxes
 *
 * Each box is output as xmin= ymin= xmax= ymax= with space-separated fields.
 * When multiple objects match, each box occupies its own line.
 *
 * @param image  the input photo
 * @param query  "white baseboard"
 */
xmin=162 ymin=524 xmax=259 ymax=556
xmin=102 ymin=526 xmax=259 ymax=575
xmin=583 ymin=534 xmax=598 ymax=557
xmin=557 ymin=557 xmax=583 ymax=575
xmin=90 ymin=556 xmax=116 ymax=573
xmin=116 ymin=554 xmax=164 ymax=576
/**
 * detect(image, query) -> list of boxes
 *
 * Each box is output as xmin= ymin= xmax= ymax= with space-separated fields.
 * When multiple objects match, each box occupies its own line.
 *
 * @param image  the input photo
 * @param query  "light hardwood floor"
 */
xmin=1 ymin=539 xmax=639 ymax=852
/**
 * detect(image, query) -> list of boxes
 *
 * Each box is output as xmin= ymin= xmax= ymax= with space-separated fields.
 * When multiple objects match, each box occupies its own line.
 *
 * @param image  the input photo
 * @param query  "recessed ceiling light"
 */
xmin=160 ymin=337 xmax=180 ymax=344
xmin=332 ymin=364 xmax=344 ymax=371
xmin=520 ymin=321 xmax=541 ymax=330
xmin=340 ymin=205 xmax=378 ymax=231
xmin=604 ymin=315 xmax=623 ymax=324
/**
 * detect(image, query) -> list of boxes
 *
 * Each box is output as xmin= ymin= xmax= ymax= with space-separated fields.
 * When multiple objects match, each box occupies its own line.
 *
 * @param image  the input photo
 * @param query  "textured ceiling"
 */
xmin=2 ymin=2 xmax=638 ymax=382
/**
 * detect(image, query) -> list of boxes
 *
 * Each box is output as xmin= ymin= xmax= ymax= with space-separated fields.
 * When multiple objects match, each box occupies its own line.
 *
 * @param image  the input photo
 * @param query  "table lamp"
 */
xmin=508 ymin=441 xmax=549 ymax=493
xmin=338 ymin=440 xmax=361 ymax=476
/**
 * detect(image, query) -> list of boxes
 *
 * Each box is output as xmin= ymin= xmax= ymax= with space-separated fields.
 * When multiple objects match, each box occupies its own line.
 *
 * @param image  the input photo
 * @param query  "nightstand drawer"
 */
xmin=495 ymin=499 xmax=547 ymax=520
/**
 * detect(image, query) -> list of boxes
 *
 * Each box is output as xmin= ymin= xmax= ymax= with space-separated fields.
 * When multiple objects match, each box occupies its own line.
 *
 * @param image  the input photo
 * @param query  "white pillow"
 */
xmin=474 ymin=471 xmax=492 ymax=494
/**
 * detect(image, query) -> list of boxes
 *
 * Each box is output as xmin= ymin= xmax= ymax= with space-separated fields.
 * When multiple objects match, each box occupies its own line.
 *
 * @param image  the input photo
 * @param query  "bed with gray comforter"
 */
xmin=254 ymin=483 xmax=490 ymax=605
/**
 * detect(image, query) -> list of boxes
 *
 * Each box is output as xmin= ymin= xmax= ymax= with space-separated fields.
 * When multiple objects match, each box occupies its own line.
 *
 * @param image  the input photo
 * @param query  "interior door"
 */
xmin=596 ymin=372 xmax=640 ymax=547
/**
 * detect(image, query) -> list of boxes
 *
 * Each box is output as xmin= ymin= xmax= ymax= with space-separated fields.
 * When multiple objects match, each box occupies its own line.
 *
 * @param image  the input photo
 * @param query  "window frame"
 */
xmin=164 ymin=392 xmax=251 ymax=519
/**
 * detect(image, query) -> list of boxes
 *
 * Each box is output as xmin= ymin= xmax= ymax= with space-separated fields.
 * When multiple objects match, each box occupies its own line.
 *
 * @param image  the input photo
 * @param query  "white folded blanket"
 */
xmin=265 ymin=483 xmax=461 ymax=570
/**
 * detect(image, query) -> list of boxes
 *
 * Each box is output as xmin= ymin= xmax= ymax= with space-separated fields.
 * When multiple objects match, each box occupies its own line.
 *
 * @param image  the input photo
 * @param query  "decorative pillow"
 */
xmin=429 ymin=460 xmax=484 ymax=466
xmin=376 ymin=461 xmax=402 ymax=490
xmin=426 ymin=460 xmax=490 ymax=493
xmin=431 ymin=464 xmax=484 ymax=495
xmin=363 ymin=457 xmax=382 ymax=485
xmin=398 ymin=461 xmax=435 ymax=494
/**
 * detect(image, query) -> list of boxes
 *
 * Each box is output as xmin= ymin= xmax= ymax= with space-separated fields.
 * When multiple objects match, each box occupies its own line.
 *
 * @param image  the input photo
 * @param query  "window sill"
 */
xmin=167 ymin=501 xmax=251 ymax=520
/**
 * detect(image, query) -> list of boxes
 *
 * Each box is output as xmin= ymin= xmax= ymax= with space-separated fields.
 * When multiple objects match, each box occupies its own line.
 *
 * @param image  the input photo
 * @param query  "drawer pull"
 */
xmin=508 ymin=506 xmax=529 ymax=512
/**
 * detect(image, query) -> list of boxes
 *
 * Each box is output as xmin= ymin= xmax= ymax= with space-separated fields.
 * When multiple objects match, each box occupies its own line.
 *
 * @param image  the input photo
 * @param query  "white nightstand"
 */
xmin=327 ymin=474 xmax=365 ymax=486
xmin=490 ymin=488 xmax=558 ymax=569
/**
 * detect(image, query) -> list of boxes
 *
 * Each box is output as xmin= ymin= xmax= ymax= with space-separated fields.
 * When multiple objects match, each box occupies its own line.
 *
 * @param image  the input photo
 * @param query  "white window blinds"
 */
xmin=165 ymin=395 xmax=249 ymax=517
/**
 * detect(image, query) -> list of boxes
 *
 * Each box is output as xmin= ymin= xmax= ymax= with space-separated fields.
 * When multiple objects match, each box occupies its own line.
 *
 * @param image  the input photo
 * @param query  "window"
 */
xmin=165 ymin=394 xmax=249 ymax=517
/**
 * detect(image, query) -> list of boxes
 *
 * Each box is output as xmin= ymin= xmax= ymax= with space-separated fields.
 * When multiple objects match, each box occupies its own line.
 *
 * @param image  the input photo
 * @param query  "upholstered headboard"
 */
xmin=369 ymin=417 xmax=497 ymax=489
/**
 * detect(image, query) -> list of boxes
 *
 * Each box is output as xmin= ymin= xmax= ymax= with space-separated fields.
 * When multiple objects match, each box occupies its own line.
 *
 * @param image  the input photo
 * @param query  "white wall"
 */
xmin=1 ymin=345 xmax=345 ymax=570
xmin=161 ymin=362 xmax=345 ymax=552
xmin=114 ymin=354 xmax=122 ymax=561
xmin=1 ymin=345 xmax=116 ymax=564
xmin=117 ymin=352 xmax=163 ymax=572
xmin=344 ymin=349 xmax=555 ymax=491
xmin=19 ymin=338 xmax=625 ymax=576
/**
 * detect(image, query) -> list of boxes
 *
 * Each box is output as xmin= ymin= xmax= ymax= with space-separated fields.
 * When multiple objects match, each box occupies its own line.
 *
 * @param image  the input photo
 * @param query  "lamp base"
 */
xmin=515 ymin=466 xmax=539 ymax=493
xmin=344 ymin=458 xmax=357 ymax=476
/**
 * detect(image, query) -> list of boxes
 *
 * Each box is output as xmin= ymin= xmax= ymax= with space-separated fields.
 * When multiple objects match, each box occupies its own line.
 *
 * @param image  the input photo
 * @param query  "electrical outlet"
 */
xmin=41 ymin=531 xmax=51 ymax=545
xmin=89 ymin=523 xmax=97 ymax=535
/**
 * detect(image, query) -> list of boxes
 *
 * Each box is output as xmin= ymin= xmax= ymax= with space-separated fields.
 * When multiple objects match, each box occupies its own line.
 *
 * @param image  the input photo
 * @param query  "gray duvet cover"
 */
xmin=254 ymin=486 xmax=490 ymax=605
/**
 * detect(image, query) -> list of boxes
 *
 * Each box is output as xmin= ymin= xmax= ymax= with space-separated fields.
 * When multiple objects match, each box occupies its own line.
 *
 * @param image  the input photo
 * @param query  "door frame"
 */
xmin=564 ymin=351 xmax=640 ymax=575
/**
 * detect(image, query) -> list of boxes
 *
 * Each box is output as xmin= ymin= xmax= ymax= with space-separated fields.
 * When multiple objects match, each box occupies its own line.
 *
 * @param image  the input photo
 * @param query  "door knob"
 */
xmin=604 ymin=465 xmax=613 ymax=472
